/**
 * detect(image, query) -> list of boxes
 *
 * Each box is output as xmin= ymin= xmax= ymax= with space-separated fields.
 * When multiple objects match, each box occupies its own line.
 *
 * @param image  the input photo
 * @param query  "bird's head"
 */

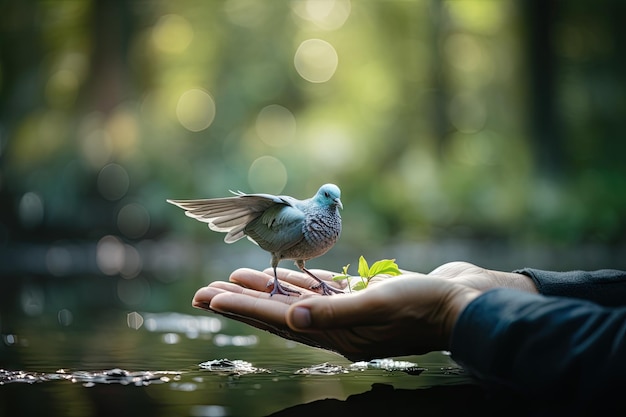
xmin=316 ymin=183 xmax=343 ymax=210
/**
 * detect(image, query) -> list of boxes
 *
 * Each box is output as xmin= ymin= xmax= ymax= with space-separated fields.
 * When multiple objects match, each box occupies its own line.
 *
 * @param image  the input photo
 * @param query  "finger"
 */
xmin=193 ymin=282 xmax=339 ymax=353
xmin=209 ymin=292 xmax=291 ymax=327
xmin=210 ymin=280 xmax=309 ymax=305
xmin=192 ymin=285 xmax=227 ymax=310
xmin=195 ymin=294 xmax=293 ymax=337
xmin=286 ymin=290 xmax=381 ymax=331
xmin=192 ymin=282 xmax=287 ymax=310
xmin=263 ymin=267 xmax=346 ymax=291
xmin=263 ymin=267 xmax=309 ymax=286
xmin=230 ymin=268 xmax=320 ymax=294
xmin=270 ymin=268 xmax=339 ymax=282
xmin=192 ymin=285 xmax=307 ymax=341
xmin=228 ymin=268 xmax=273 ymax=288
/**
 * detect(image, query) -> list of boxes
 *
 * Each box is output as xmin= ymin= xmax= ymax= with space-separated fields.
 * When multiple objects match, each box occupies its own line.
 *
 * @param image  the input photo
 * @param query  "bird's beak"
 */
xmin=335 ymin=198 xmax=343 ymax=210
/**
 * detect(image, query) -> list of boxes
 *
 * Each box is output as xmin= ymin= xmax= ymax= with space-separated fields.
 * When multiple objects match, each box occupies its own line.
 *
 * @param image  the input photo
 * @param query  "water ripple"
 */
xmin=296 ymin=359 xmax=427 ymax=376
xmin=0 ymin=357 xmax=432 ymax=386
xmin=0 ymin=368 xmax=180 ymax=387
xmin=198 ymin=358 xmax=270 ymax=376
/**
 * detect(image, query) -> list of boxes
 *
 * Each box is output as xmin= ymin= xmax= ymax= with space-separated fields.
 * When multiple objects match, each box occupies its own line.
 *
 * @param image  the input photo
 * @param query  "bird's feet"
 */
xmin=268 ymin=278 xmax=301 ymax=297
xmin=299 ymin=267 xmax=344 ymax=295
xmin=310 ymin=280 xmax=344 ymax=295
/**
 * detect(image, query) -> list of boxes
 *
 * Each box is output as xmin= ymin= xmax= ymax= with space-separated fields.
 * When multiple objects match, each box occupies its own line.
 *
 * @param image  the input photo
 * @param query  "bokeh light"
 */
xmin=46 ymin=245 xmax=73 ymax=276
xmin=214 ymin=334 xmax=258 ymax=347
xmin=20 ymin=284 xmax=45 ymax=316
xmin=151 ymin=14 xmax=194 ymax=54
xmin=96 ymin=235 xmax=125 ymax=276
xmin=291 ymin=0 xmax=352 ymax=30
xmin=119 ymin=243 xmax=143 ymax=278
xmin=224 ymin=0 xmax=269 ymax=28
xmin=446 ymin=0 xmax=505 ymax=35
xmin=247 ymin=156 xmax=288 ymax=193
xmin=303 ymin=125 xmax=354 ymax=168
xmin=447 ymin=92 xmax=487 ymax=134
xmin=117 ymin=276 xmax=150 ymax=306
xmin=127 ymin=311 xmax=144 ymax=330
xmin=255 ymin=104 xmax=296 ymax=147
xmin=97 ymin=163 xmax=130 ymax=201
xmin=57 ymin=309 xmax=73 ymax=326
xmin=117 ymin=202 xmax=151 ymax=239
xmin=96 ymin=235 xmax=143 ymax=278
xmin=80 ymin=127 xmax=112 ymax=169
xmin=447 ymin=131 xmax=496 ymax=166
xmin=106 ymin=106 xmax=140 ymax=159
xmin=294 ymin=39 xmax=339 ymax=83
xmin=45 ymin=69 xmax=79 ymax=108
xmin=176 ymin=89 xmax=216 ymax=132
xmin=18 ymin=192 xmax=44 ymax=229
xmin=96 ymin=234 xmax=144 ymax=277
xmin=162 ymin=333 xmax=180 ymax=344
xmin=444 ymin=34 xmax=485 ymax=74
xmin=142 ymin=312 xmax=221 ymax=338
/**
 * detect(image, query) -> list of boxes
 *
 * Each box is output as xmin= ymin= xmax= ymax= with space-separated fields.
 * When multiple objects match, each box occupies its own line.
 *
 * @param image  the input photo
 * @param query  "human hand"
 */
xmin=192 ymin=266 xmax=482 ymax=361
xmin=428 ymin=261 xmax=539 ymax=293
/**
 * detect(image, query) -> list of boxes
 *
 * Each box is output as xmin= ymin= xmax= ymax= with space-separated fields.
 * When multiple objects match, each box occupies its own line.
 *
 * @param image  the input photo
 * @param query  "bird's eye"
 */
xmin=324 ymin=192 xmax=330 ymax=198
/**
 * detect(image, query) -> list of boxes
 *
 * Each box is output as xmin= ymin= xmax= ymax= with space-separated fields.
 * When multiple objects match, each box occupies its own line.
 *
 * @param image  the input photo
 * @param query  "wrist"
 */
xmin=442 ymin=285 xmax=481 ymax=349
xmin=490 ymin=270 xmax=539 ymax=294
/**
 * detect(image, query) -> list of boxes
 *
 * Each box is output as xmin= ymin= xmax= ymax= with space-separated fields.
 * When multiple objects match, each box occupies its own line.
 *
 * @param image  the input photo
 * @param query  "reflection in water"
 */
xmin=213 ymin=334 xmax=258 ymax=347
xmin=0 ymin=365 xmax=518 ymax=416
xmin=140 ymin=312 xmax=222 ymax=339
xmin=267 ymin=383 xmax=521 ymax=417
xmin=0 ymin=302 xmax=472 ymax=415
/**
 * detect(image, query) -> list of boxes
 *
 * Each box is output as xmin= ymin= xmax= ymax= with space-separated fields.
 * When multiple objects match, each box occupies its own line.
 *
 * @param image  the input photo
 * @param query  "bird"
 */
xmin=167 ymin=183 xmax=344 ymax=296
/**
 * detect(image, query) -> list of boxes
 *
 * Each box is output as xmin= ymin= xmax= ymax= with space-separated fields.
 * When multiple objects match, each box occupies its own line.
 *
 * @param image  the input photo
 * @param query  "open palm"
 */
xmin=192 ymin=265 xmax=488 ymax=361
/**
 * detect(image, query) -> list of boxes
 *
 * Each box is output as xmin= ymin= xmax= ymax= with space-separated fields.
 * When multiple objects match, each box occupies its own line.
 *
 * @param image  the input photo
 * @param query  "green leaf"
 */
xmin=337 ymin=257 xmax=403 ymax=291
xmin=352 ymin=281 xmax=367 ymax=291
xmin=357 ymin=255 xmax=370 ymax=278
xmin=368 ymin=259 xmax=401 ymax=277
xmin=333 ymin=264 xmax=351 ymax=282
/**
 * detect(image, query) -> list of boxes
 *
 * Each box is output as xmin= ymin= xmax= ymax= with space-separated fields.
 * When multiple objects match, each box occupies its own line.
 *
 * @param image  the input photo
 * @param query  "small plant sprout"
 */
xmin=333 ymin=256 xmax=402 ymax=292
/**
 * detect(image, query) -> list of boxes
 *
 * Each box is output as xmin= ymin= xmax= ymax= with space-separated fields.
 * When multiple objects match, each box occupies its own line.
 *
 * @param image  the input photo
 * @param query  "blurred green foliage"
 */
xmin=1 ymin=0 xmax=625 ymax=249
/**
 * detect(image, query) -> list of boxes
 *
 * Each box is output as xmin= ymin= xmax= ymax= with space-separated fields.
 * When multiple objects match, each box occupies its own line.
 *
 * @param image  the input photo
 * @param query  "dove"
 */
xmin=167 ymin=184 xmax=344 ymax=296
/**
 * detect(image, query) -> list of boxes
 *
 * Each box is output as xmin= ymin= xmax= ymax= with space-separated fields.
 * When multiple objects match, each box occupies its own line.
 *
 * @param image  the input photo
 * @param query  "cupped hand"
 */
xmin=192 ymin=266 xmax=482 ymax=361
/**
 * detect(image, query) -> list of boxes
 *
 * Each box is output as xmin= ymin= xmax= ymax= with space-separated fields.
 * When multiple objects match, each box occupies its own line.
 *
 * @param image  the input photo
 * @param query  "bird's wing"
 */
xmin=167 ymin=194 xmax=292 ymax=243
xmin=243 ymin=204 xmax=306 ymax=253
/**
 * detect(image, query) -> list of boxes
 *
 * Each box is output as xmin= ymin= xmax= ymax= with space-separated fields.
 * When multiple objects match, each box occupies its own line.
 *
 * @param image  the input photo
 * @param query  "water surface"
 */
xmin=1 ymin=267 xmax=477 ymax=416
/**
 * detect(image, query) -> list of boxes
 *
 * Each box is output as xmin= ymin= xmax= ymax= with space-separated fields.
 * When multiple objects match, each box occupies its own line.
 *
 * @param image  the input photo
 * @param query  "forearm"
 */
xmin=514 ymin=268 xmax=626 ymax=306
xmin=450 ymin=289 xmax=626 ymax=409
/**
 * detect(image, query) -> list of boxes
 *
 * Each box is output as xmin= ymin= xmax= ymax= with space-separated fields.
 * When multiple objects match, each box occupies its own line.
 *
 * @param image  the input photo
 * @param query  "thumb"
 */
xmin=286 ymin=292 xmax=373 ymax=331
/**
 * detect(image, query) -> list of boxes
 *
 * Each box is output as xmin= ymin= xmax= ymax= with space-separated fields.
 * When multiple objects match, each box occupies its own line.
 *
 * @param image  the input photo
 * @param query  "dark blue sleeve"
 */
xmin=513 ymin=268 xmax=626 ymax=306
xmin=450 ymin=288 xmax=626 ymax=411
